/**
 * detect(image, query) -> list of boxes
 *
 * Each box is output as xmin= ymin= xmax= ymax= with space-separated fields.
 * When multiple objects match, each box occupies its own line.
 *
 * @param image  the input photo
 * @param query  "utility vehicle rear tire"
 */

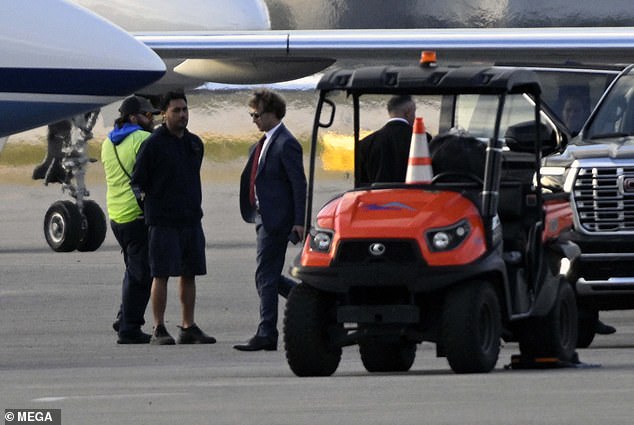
xmin=77 ymin=200 xmax=107 ymax=252
xmin=518 ymin=279 xmax=578 ymax=362
xmin=576 ymin=308 xmax=598 ymax=348
xmin=441 ymin=281 xmax=501 ymax=373
xmin=44 ymin=200 xmax=82 ymax=252
xmin=359 ymin=338 xmax=416 ymax=372
xmin=284 ymin=283 xmax=342 ymax=376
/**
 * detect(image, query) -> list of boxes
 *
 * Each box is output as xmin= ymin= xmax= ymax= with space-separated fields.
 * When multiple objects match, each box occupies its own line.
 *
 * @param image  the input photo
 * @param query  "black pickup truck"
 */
xmin=542 ymin=64 xmax=634 ymax=347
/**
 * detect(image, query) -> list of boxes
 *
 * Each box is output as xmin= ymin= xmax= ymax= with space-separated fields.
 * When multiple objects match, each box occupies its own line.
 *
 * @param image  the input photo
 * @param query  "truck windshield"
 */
xmin=454 ymin=94 xmax=558 ymax=143
xmin=585 ymin=74 xmax=634 ymax=140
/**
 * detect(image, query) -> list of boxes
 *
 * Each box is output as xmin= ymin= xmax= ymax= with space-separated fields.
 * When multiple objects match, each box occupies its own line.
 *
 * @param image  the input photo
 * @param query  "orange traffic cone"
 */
xmin=405 ymin=117 xmax=433 ymax=183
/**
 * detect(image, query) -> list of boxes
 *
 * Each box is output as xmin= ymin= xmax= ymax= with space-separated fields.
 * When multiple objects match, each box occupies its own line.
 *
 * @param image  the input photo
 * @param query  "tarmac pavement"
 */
xmin=1 ymin=179 xmax=633 ymax=425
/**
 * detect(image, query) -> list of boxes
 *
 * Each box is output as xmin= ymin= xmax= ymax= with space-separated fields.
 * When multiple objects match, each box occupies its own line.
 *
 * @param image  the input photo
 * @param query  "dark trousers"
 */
xmin=111 ymin=218 xmax=152 ymax=334
xmin=255 ymin=217 xmax=296 ymax=339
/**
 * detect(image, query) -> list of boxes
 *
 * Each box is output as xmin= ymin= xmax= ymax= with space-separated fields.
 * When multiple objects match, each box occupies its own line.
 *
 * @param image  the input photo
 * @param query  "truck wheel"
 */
xmin=519 ymin=279 xmax=578 ymax=362
xmin=283 ymin=283 xmax=342 ymax=376
xmin=576 ymin=308 xmax=598 ymax=348
xmin=441 ymin=281 xmax=501 ymax=373
xmin=43 ymin=200 xmax=82 ymax=252
xmin=359 ymin=338 xmax=416 ymax=372
xmin=77 ymin=200 xmax=107 ymax=252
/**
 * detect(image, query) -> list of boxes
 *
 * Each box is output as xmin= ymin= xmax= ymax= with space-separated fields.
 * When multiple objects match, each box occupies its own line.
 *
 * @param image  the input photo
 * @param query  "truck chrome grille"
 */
xmin=572 ymin=166 xmax=634 ymax=233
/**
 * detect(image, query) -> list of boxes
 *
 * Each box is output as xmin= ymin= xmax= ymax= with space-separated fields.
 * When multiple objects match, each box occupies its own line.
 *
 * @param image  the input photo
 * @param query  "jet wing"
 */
xmin=137 ymin=27 xmax=634 ymax=85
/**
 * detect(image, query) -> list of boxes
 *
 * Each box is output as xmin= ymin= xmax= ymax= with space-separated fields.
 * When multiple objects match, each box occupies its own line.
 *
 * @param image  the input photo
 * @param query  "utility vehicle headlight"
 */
xmin=310 ymin=229 xmax=334 ymax=253
xmin=425 ymin=220 xmax=471 ymax=252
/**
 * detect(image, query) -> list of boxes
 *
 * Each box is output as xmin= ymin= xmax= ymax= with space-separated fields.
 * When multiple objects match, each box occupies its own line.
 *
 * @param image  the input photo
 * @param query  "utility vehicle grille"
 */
xmin=572 ymin=166 xmax=634 ymax=233
xmin=335 ymin=240 xmax=420 ymax=264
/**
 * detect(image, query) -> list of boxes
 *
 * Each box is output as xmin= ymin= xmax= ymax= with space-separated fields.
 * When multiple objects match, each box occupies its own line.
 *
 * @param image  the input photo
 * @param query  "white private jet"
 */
xmin=0 ymin=1 xmax=165 ymax=138
xmin=4 ymin=0 xmax=634 ymax=252
xmin=6 ymin=0 xmax=634 ymax=142
xmin=0 ymin=0 xmax=167 ymax=253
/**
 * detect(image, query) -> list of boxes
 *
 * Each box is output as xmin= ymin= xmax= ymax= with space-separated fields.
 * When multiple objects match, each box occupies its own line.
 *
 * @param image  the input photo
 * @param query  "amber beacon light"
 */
xmin=420 ymin=50 xmax=437 ymax=67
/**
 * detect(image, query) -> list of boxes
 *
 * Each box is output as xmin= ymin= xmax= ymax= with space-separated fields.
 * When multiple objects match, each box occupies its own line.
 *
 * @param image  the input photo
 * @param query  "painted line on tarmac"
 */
xmin=32 ymin=392 xmax=187 ymax=402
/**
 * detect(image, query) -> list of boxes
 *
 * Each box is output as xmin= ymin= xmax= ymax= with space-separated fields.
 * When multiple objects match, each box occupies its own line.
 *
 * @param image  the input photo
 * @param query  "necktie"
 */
xmin=249 ymin=136 xmax=265 ymax=207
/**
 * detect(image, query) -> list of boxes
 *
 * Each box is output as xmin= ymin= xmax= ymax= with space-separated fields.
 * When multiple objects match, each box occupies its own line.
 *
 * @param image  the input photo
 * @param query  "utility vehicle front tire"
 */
xmin=441 ymin=281 xmax=501 ymax=373
xmin=284 ymin=283 xmax=342 ymax=377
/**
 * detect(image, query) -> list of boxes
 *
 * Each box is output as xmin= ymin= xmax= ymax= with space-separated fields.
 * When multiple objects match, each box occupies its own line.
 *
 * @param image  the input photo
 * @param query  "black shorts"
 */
xmin=148 ymin=223 xmax=206 ymax=278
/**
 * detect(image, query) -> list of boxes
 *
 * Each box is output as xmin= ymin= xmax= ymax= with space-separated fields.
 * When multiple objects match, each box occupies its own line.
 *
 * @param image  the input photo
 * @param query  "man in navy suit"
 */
xmin=356 ymin=95 xmax=417 ymax=187
xmin=235 ymin=89 xmax=307 ymax=351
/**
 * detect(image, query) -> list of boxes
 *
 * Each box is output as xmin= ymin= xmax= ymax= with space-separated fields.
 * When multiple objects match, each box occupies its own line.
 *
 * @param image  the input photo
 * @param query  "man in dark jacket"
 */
xmin=235 ymin=89 xmax=307 ymax=351
xmin=131 ymin=91 xmax=215 ymax=346
xmin=356 ymin=95 xmax=417 ymax=187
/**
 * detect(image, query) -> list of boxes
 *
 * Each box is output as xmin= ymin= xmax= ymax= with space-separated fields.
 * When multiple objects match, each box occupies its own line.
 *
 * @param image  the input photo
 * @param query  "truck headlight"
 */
xmin=309 ymin=229 xmax=334 ymax=253
xmin=540 ymin=166 xmax=567 ymax=191
xmin=425 ymin=220 xmax=471 ymax=252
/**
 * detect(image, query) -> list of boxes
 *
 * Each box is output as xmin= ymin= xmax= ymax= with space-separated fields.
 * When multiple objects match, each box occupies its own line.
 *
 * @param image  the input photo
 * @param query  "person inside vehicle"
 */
xmin=561 ymin=94 xmax=590 ymax=136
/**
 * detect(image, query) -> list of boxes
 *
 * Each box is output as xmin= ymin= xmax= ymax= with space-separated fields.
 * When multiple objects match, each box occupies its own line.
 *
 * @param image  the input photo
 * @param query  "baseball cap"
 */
xmin=119 ymin=95 xmax=160 ymax=117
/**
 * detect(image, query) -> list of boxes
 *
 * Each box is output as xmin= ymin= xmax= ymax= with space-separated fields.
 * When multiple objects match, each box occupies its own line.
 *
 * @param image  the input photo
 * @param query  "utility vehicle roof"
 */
xmin=317 ymin=65 xmax=542 ymax=96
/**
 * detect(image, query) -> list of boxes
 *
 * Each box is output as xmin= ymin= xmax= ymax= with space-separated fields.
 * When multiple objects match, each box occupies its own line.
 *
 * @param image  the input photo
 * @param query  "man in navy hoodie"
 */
xmin=101 ymin=95 xmax=158 ymax=344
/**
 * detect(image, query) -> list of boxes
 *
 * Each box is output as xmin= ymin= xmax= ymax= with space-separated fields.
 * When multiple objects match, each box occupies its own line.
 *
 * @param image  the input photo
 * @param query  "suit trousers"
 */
xmin=110 ymin=218 xmax=152 ymax=333
xmin=254 ymin=215 xmax=296 ymax=339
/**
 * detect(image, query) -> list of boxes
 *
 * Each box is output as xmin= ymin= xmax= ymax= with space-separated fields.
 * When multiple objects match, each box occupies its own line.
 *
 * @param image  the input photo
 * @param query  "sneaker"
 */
xmin=117 ymin=329 xmax=151 ymax=344
xmin=177 ymin=324 xmax=217 ymax=344
xmin=150 ymin=324 xmax=175 ymax=345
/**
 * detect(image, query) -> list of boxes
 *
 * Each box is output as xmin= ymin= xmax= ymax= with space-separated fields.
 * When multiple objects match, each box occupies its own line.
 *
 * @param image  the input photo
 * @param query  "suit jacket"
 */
xmin=356 ymin=120 xmax=413 ymax=187
xmin=240 ymin=124 xmax=307 ymax=232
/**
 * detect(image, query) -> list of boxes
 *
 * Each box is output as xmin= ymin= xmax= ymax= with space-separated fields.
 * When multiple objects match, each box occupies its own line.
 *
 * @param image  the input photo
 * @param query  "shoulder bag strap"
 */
xmin=112 ymin=144 xmax=132 ymax=180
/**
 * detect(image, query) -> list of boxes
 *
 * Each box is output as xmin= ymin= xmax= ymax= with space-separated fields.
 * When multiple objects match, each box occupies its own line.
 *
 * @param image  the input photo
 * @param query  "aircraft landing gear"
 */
xmin=41 ymin=111 xmax=107 ymax=252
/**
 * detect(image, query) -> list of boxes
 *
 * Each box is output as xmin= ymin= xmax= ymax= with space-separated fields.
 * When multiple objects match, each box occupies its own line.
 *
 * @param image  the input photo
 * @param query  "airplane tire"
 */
xmin=442 ymin=281 xmax=501 ymax=373
xmin=284 ymin=283 xmax=342 ymax=377
xmin=360 ymin=338 xmax=416 ymax=372
xmin=44 ymin=200 xmax=82 ymax=252
xmin=518 ymin=279 xmax=578 ymax=362
xmin=77 ymin=200 xmax=107 ymax=252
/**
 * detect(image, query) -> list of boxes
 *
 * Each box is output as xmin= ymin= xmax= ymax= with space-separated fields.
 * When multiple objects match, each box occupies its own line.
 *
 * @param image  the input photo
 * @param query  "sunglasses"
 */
xmin=249 ymin=111 xmax=263 ymax=119
xmin=139 ymin=111 xmax=155 ymax=119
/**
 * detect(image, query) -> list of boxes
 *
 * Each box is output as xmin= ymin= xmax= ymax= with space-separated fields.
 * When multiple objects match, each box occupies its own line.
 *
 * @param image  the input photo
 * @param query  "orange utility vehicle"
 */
xmin=283 ymin=60 xmax=581 ymax=376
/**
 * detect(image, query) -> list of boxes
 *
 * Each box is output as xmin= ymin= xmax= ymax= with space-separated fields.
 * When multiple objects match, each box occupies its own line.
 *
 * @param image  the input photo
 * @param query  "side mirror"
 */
xmin=319 ymin=98 xmax=335 ymax=128
xmin=504 ymin=121 xmax=557 ymax=155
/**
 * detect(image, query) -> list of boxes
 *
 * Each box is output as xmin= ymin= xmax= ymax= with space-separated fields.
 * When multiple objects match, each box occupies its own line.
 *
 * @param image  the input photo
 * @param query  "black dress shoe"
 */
xmin=595 ymin=320 xmax=616 ymax=335
xmin=112 ymin=311 xmax=121 ymax=333
xmin=233 ymin=336 xmax=277 ymax=351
